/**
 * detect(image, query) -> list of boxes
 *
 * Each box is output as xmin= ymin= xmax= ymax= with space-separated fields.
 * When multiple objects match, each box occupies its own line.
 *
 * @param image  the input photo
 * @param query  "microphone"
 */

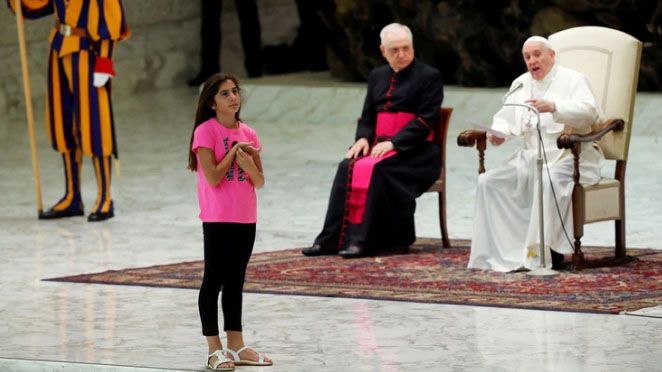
xmin=502 ymin=81 xmax=523 ymax=103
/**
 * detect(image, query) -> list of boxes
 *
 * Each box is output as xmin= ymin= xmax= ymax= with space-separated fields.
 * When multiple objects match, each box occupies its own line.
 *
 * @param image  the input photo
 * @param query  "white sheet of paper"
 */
xmin=465 ymin=119 xmax=514 ymax=139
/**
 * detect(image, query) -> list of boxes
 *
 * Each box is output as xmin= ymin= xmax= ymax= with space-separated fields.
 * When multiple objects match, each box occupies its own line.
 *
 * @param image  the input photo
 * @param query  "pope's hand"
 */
xmin=525 ymin=98 xmax=556 ymax=113
xmin=487 ymin=133 xmax=505 ymax=146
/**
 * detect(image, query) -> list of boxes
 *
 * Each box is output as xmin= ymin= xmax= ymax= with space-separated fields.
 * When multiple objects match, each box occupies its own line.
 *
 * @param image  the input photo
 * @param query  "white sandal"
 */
xmin=205 ymin=349 xmax=234 ymax=371
xmin=224 ymin=346 xmax=273 ymax=366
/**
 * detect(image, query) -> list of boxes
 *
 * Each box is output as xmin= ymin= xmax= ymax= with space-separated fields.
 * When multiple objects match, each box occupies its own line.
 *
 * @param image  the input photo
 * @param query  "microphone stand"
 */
xmin=501 ymin=101 xmax=559 ymax=276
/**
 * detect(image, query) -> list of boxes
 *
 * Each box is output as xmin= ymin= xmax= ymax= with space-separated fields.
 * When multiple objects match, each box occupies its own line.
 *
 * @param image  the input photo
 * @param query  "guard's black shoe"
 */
xmin=187 ymin=71 xmax=213 ymax=87
xmin=88 ymin=201 xmax=114 ymax=222
xmin=301 ymin=244 xmax=336 ymax=256
xmin=338 ymin=244 xmax=369 ymax=259
xmin=246 ymin=69 xmax=263 ymax=78
xmin=87 ymin=209 xmax=114 ymax=222
xmin=39 ymin=203 xmax=84 ymax=220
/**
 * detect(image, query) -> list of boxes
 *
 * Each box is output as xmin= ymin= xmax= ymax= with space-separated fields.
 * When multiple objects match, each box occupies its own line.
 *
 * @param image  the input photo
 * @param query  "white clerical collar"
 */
xmin=533 ymin=64 xmax=559 ymax=87
xmin=529 ymin=64 xmax=559 ymax=99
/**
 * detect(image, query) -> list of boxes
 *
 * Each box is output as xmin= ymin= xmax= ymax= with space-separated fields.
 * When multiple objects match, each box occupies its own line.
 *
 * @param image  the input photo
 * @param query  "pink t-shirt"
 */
xmin=192 ymin=118 xmax=261 ymax=223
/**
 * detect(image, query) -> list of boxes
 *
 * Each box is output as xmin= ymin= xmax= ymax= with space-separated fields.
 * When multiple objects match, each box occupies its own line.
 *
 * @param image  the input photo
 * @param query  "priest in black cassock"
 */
xmin=302 ymin=23 xmax=444 ymax=259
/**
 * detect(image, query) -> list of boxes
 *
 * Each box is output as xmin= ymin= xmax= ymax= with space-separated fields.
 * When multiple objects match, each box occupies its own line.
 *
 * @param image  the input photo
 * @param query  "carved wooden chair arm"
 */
xmin=457 ymin=130 xmax=488 ymax=174
xmin=557 ymin=119 xmax=625 ymax=149
xmin=457 ymin=130 xmax=487 ymax=148
xmin=557 ymin=118 xmax=625 ymax=186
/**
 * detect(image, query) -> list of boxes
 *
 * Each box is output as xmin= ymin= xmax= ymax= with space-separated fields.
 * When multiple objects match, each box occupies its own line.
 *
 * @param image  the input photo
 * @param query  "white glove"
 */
xmin=93 ymin=72 xmax=112 ymax=87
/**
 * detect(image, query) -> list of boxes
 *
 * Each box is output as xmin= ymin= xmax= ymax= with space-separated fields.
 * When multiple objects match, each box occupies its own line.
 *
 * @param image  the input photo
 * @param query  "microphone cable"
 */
xmin=535 ymin=125 xmax=576 ymax=252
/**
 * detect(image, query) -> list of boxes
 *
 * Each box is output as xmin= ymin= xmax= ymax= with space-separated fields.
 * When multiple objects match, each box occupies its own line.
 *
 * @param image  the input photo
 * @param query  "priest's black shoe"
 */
xmin=88 ymin=202 xmax=114 ymax=222
xmin=301 ymin=244 xmax=336 ymax=256
xmin=39 ymin=203 xmax=84 ymax=220
xmin=338 ymin=244 xmax=369 ymax=259
xmin=391 ymin=244 xmax=410 ymax=255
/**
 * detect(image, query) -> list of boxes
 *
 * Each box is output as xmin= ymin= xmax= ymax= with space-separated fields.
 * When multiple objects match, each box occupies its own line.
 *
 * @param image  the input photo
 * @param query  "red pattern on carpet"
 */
xmin=46 ymin=238 xmax=662 ymax=314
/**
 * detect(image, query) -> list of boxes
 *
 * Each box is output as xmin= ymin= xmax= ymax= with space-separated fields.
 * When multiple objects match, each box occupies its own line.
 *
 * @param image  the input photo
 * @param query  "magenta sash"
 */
xmin=375 ymin=112 xmax=434 ymax=142
xmin=347 ymin=112 xmax=432 ymax=224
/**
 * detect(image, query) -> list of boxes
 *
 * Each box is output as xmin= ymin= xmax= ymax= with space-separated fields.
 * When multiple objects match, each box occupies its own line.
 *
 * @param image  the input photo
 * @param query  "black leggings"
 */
xmin=198 ymin=222 xmax=256 ymax=335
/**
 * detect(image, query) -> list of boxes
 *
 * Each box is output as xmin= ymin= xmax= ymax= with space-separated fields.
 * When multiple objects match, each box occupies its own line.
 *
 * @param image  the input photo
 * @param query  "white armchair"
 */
xmin=551 ymin=26 xmax=642 ymax=268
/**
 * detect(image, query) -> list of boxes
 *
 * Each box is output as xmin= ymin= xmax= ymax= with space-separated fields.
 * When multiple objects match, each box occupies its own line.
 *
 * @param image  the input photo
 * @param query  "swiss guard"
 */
xmin=8 ymin=0 xmax=130 ymax=221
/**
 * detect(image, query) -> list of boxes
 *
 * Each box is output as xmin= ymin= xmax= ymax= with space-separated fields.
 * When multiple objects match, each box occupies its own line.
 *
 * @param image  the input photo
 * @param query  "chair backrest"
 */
xmin=549 ymin=26 xmax=642 ymax=161
xmin=437 ymin=107 xmax=452 ymax=179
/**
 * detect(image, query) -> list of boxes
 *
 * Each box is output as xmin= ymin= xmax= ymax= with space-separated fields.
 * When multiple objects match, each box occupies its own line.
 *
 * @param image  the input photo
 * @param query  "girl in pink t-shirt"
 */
xmin=187 ymin=73 xmax=272 ymax=370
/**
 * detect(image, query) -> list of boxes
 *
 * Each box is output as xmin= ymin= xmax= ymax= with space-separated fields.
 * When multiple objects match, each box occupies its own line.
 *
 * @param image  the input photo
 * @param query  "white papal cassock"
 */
xmin=468 ymin=64 xmax=604 ymax=272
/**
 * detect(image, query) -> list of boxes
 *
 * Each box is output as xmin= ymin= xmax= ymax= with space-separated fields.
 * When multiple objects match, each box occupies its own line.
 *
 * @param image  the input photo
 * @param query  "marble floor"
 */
xmin=0 ymin=74 xmax=661 ymax=371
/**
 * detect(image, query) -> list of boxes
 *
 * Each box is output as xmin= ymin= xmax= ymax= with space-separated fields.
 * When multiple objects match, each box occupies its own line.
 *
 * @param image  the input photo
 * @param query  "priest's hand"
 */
xmin=525 ymin=98 xmax=556 ymax=113
xmin=487 ymin=133 xmax=505 ymax=146
xmin=346 ymin=138 xmax=370 ymax=159
xmin=371 ymin=141 xmax=394 ymax=158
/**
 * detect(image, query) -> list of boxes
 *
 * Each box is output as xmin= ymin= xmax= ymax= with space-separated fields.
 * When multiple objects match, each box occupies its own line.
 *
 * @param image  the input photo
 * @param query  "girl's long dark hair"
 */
xmin=187 ymin=73 xmax=242 ymax=171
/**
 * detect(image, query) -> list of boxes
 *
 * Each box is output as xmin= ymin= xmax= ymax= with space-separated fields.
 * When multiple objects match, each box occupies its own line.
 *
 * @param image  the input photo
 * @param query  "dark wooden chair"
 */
xmin=426 ymin=107 xmax=452 ymax=248
xmin=458 ymin=27 xmax=642 ymax=269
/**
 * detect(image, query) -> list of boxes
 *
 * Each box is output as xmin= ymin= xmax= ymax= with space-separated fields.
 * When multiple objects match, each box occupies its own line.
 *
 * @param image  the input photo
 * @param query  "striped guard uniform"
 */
xmin=8 ymin=0 xmax=130 ymax=218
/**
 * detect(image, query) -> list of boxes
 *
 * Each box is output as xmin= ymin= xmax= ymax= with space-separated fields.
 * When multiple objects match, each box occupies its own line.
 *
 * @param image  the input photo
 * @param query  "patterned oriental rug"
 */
xmin=46 ymin=238 xmax=662 ymax=314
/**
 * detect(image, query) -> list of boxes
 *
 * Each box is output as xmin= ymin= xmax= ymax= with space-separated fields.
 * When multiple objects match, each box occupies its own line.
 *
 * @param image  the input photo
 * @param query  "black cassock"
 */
xmin=314 ymin=58 xmax=444 ymax=254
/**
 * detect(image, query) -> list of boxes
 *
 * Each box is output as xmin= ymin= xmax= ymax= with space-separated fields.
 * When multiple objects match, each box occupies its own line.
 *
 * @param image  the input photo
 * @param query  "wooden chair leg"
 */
xmin=615 ymin=219 xmax=626 ymax=257
xmin=439 ymin=191 xmax=450 ymax=248
xmin=572 ymin=184 xmax=585 ymax=269
xmin=572 ymin=237 xmax=586 ymax=270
